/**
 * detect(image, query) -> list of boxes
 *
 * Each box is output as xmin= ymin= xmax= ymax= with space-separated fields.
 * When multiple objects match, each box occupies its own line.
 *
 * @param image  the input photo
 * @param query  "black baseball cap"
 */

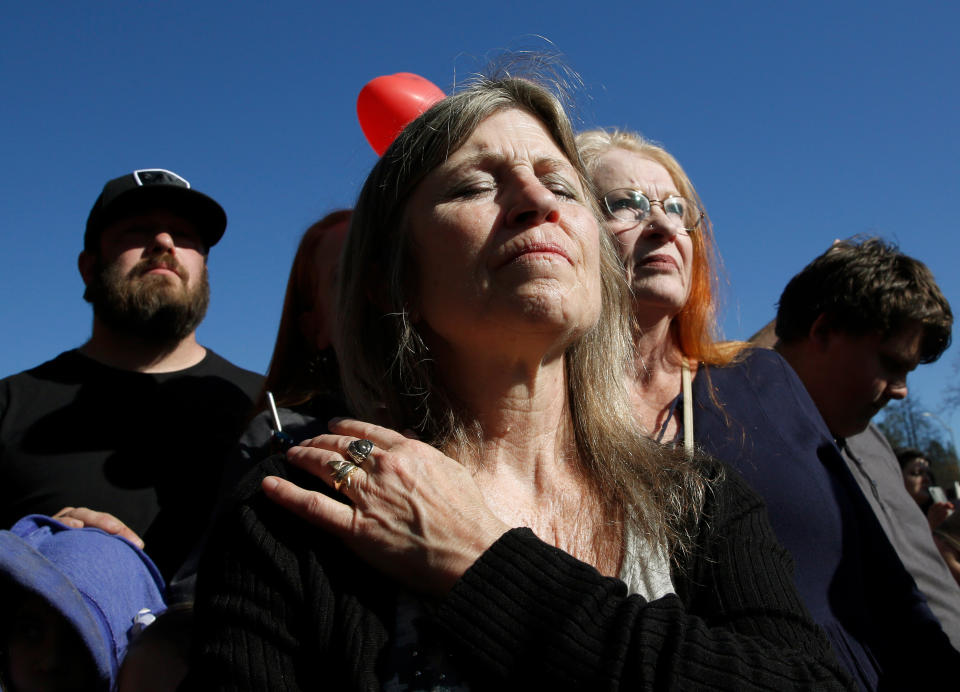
xmin=84 ymin=168 xmax=227 ymax=252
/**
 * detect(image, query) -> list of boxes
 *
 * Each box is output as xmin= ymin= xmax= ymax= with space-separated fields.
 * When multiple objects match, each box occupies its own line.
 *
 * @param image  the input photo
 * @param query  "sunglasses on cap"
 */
xmin=132 ymin=169 xmax=191 ymax=189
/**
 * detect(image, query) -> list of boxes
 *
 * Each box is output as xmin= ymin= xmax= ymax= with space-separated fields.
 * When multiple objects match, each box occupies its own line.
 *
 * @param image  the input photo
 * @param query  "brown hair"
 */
xmin=895 ymin=448 xmax=927 ymax=470
xmin=336 ymin=77 xmax=709 ymax=558
xmin=776 ymin=236 xmax=952 ymax=363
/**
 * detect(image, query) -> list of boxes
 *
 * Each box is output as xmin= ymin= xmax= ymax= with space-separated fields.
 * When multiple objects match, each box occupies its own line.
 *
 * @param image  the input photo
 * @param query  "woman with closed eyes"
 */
xmin=182 ymin=79 xmax=853 ymax=690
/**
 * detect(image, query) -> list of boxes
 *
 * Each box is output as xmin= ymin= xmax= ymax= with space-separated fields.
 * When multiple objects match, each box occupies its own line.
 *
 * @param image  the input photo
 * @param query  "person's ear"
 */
xmin=809 ymin=313 xmax=835 ymax=349
xmin=78 ymin=251 xmax=96 ymax=286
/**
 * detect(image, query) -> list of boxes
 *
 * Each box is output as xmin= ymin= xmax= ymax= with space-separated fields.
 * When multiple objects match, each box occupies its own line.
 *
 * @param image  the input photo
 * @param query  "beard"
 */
xmin=83 ymin=254 xmax=210 ymax=343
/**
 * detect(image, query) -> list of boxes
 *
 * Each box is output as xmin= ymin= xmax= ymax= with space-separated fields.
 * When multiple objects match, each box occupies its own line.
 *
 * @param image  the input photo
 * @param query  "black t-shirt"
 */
xmin=0 ymin=349 xmax=262 ymax=579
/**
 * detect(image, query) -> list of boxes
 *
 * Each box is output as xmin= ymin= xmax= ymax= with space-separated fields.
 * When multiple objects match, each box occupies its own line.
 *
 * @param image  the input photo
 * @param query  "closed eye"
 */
xmin=446 ymin=179 xmax=495 ymax=199
xmin=540 ymin=173 xmax=581 ymax=201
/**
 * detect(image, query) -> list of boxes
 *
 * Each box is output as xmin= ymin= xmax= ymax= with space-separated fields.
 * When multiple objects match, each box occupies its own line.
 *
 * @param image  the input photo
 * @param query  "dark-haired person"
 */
xmin=897 ymin=448 xmax=935 ymax=512
xmin=775 ymin=237 xmax=960 ymax=649
xmin=0 ymin=169 xmax=262 ymax=584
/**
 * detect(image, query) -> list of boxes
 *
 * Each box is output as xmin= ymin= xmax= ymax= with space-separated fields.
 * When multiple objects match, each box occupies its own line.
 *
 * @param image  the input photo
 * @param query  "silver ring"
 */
xmin=347 ymin=439 xmax=374 ymax=466
xmin=328 ymin=459 xmax=360 ymax=491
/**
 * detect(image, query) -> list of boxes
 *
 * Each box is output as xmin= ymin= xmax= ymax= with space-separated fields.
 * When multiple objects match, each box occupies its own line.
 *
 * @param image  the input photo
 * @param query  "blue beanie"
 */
xmin=0 ymin=515 xmax=166 ymax=690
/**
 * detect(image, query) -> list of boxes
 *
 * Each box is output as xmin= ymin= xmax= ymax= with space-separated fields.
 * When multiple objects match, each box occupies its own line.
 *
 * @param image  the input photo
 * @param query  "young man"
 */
xmin=775 ymin=236 xmax=960 ymax=648
xmin=0 ymin=169 xmax=262 ymax=582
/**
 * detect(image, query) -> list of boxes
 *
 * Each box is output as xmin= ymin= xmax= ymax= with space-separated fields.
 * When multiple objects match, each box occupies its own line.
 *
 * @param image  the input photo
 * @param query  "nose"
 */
xmin=639 ymin=204 xmax=681 ymax=241
xmin=505 ymin=174 xmax=561 ymax=228
xmin=145 ymin=229 xmax=176 ymax=255
xmin=886 ymin=380 xmax=908 ymax=401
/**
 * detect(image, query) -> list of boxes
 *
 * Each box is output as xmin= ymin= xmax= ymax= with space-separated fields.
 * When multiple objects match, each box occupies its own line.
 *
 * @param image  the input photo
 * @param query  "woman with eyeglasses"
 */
xmin=576 ymin=128 xmax=958 ymax=689
xmin=182 ymin=77 xmax=855 ymax=690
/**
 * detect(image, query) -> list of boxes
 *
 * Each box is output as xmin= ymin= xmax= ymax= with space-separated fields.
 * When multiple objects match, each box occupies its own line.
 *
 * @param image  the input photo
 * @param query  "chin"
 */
xmin=630 ymin=292 xmax=685 ymax=317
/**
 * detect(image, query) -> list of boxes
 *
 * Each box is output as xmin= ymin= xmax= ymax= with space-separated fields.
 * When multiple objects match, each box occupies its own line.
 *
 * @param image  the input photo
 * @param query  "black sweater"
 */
xmin=184 ymin=455 xmax=853 ymax=690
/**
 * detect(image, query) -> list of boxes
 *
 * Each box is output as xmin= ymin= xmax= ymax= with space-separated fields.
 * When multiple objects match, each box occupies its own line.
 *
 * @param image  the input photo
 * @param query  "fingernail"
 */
xmin=263 ymin=477 xmax=280 ymax=491
xmin=328 ymin=417 xmax=345 ymax=427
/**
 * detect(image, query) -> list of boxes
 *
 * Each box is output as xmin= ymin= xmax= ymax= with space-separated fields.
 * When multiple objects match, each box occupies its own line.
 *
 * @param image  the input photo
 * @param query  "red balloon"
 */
xmin=357 ymin=73 xmax=445 ymax=155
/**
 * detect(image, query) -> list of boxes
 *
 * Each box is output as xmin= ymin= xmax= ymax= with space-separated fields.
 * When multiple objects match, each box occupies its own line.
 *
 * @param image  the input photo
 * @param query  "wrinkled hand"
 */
xmin=52 ymin=507 xmax=145 ymax=548
xmin=262 ymin=418 xmax=509 ymax=594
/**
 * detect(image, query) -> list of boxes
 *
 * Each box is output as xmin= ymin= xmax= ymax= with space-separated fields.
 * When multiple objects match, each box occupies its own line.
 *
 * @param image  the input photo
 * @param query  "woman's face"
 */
xmin=406 ymin=108 xmax=601 ymax=357
xmin=591 ymin=148 xmax=694 ymax=319
xmin=902 ymin=456 xmax=932 ymax=506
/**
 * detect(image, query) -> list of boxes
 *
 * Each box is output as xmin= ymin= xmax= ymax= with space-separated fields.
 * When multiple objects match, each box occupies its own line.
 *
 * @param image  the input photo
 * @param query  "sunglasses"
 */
xmin=132 ymin=169 xmax=191 ymax=189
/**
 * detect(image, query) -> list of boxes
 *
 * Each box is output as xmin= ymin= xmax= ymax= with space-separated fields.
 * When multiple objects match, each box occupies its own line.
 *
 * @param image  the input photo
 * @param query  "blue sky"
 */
xmin=3 ymin=1 xmax=959 ymax=436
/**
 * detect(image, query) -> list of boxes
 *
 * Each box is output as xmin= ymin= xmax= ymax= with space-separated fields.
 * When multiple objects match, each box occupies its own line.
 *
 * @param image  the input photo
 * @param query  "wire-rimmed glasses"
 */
xmin=602 ymin=188 xmax=703 ymax=234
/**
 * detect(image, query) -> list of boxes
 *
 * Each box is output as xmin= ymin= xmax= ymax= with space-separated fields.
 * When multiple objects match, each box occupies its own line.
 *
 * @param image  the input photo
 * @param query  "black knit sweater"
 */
xmin=183 ymin=456 xmax=853 ymax=690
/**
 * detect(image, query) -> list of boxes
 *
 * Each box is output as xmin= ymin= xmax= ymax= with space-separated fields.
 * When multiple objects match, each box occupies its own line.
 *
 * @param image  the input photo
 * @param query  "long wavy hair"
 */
xmin=336 ymin=77 xmax=709 ymax=558
xmin=577 ymin=129 xmax=745 ymax=366
xmin=256 ymin=209 xmax=351 ymax=411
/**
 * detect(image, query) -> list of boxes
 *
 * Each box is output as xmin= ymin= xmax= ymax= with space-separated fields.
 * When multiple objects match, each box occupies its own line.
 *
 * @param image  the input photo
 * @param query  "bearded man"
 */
xmin=0 ymin=169 xmax=262 ymax=583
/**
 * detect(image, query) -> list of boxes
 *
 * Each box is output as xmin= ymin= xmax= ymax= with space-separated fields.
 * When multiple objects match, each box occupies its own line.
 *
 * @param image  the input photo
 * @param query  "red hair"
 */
xmin=576 ymin=129 xmax=745 ymax=366
xmin=256 ymin=209 xmax=352 ymax=411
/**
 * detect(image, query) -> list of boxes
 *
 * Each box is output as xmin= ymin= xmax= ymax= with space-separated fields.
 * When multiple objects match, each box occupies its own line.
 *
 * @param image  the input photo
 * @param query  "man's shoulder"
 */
xmin=0 ymin=350 xmax=94 ymax=424
xmin=196 ymin=349 xmax=262 ymax=379
xmin=1 ymin=350 xmax=90 ymax=389
xmin=700 ymin=348 xmax=810 ymax=410
xmin=720 ymin=346 xmax=792 ymax=377
xmin=187 ymin=349 xmax=263 ymax=398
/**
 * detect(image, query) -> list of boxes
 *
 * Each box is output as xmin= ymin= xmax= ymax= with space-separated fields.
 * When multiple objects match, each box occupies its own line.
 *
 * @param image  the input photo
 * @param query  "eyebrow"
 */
xmin=447 ymin=151 xmax=577 ymax=175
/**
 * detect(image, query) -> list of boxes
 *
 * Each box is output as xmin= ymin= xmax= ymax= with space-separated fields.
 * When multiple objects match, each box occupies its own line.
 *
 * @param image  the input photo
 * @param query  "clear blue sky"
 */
xmin=3 ymin=1 xmax=959 ymax=436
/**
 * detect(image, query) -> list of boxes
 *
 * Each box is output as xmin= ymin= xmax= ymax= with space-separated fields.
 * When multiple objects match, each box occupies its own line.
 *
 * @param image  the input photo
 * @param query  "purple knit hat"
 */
xmin=0 ymin=515 xmax=167 ymax=690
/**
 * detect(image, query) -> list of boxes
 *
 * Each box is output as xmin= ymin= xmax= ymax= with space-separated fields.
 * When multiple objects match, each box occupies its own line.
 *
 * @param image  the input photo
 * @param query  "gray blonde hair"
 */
xmin=336 ymin=78 xmax=708 ymax=558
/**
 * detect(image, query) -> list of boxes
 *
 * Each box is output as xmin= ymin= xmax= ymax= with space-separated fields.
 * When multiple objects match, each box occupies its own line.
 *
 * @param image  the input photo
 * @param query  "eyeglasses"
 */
xmin=132 ymin=169 xmax=191 ymax=189
xmin=602 ymin=188 xmax=703 ymax=234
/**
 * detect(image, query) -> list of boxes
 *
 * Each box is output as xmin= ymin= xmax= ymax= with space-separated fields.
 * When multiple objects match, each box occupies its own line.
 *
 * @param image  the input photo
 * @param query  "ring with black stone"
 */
xmin=347 ymin=438 xmax=374 ymax=466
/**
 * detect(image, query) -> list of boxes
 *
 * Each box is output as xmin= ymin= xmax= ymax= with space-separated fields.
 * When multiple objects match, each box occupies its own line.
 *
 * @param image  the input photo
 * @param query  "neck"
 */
xmin=434 ymin=340 xmax=575 ymax=479
xmin=632 ymin=312 xmax=685 ymax=384
xmin=629 ymin=313 xmax=688 ymax=437
xmin=79 ymin=317 xmax=206 ymax=373
xmin=431 ymin=336 xmax=621 ymax=576
xmin=775 ymin=340 xmax=839 ymax=438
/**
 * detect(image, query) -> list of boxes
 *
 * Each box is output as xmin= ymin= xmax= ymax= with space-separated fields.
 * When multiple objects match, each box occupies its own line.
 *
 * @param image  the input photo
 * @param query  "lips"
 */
xmin=637 ymin=253 xmax=678 ymax=270
xmin=135 ymin=259 xmax=185 ymax=281
xmin=498 ymin=240 xmax=572 ymax=268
